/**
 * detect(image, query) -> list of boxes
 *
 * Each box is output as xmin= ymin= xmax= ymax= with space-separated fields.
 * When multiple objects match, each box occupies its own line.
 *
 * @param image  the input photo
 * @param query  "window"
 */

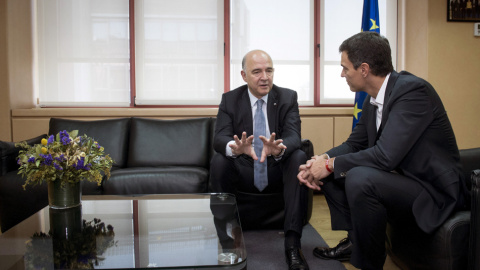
xmin=320 ymin=0 xmax=397 ymax=105
xmin=134 ymin=0 xmax=224 ymax=105
xmin=35 ymin=0 xmax=131 ymax=107
xmin=35 ymin=0 xmax=397 ymax=107
xmin=229 ymin=0 xmax=313 ymax=106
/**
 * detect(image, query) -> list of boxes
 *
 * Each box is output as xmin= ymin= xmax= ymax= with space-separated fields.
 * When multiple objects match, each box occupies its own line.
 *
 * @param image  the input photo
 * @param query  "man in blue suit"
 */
xmin=298 ymin=32 xmax=469 ymax=270
xmin=211 ymin=50 xmax=310 ymax=270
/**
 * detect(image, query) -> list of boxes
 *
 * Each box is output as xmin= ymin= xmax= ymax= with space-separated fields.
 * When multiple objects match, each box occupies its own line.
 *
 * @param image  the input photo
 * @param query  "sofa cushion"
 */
xmin=0 ymin=134 xmax=46 ymax=176
xmin=48 ymin=118 xmax=131 ymax=168
xmin=127 ymin=117 xmax=212 ymax=168
xmin=102 ymin=166 xmax=209 ymax=194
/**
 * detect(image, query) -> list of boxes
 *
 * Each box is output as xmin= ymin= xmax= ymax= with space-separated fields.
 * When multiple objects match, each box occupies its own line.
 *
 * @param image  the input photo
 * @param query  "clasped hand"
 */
xmin=228 ymin=132 xmax=286 ymax=162
xmin=297 ymin=155 xmax=332 ymax=191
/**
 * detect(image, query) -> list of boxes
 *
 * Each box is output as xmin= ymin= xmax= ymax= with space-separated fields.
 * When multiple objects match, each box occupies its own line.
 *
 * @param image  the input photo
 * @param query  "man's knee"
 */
xmin=210 ymin=153 xmax=236 ymax=191
xmin=284 ymin=149 xmax=308 ymax=166
xmin=344 ymin=167 xmax=381 ymax=201
xmin=210 ymin=152 xmax=234 ymax=171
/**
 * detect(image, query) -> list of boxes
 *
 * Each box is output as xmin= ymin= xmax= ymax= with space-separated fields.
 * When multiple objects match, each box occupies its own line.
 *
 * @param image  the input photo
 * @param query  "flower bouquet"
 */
xmin=16 ymin=130 xmax=114 ymax=188
xmin=16 ymin=130 xmax=114 ymax=207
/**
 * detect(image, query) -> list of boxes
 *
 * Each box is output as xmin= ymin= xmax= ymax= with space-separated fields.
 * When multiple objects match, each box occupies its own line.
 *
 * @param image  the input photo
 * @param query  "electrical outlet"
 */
xmin=475 ymin=23 xmax=480 ymax=37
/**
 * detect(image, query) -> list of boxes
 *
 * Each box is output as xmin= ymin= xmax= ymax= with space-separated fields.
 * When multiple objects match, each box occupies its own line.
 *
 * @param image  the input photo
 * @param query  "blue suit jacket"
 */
xmin=327 ymin=71 xmax=469 ymax=233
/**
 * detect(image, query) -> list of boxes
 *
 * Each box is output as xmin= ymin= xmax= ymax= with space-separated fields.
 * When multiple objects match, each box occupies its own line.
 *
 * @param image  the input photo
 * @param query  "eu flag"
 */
xmin=352 ymin=0 xmax=380 ymax=130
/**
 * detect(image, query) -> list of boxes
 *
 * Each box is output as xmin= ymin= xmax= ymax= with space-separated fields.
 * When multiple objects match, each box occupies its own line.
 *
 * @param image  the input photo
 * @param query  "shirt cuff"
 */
xmin=323 ymin=153 xmax=334 ymax=168
xmin=273 ymin=143 xmax=285 ymax=161
xmin=226 ymin=140 xmax=237 ymax=157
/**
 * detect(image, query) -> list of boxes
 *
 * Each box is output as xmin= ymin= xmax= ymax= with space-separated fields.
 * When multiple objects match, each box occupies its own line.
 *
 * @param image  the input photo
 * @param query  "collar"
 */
xmin=248 ymin=89 xmax=268 ymax=107
xmin=370 ymin=73 xmax=391 ymax=107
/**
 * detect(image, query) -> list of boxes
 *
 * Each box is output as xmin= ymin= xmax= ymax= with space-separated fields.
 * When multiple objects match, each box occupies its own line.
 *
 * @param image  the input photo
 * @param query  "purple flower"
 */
xmin=74 ymin=157 xmax=91 ymax=171
xmin=28 ymin=157 xmax=35 ymax=163
xmin=55 ymin=154 xmax=66 ymax=162
xmin=47 ymin=135 xmax=54 ymax=145
xmin=53 ymin=163 xmax=63 ymax=170
xmin=78 ymin=254 xmax=92 ymax=264
xmin=59 ymin=130 xmax=71 ymax=145
xmin=40 ymin=154 xmax=53 ymax=166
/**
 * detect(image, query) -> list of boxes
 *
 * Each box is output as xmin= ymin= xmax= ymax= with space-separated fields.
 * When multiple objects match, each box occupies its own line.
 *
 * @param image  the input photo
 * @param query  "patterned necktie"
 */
xmin=254 ymin=99 xmax=268 ymax=191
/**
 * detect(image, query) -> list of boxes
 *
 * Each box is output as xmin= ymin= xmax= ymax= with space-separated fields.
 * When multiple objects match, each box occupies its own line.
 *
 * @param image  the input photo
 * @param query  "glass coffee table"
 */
xmin=0 ymin=193 xmax=246 ymax=269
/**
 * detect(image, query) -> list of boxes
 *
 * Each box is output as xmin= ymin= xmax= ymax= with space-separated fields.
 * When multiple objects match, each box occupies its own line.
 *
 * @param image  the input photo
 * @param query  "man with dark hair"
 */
xmin=298 ymin=32 xmax=469 ymax=269
xmin=211 ymin=50 xmax=310 ymax=270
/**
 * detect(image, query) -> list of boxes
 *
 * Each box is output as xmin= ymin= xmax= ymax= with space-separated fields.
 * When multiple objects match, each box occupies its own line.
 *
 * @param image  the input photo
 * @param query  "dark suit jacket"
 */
xmin=213 ymin=84 xmax=302 ymax=160
xmin=326 ymin=71 xmax=469 ymax=233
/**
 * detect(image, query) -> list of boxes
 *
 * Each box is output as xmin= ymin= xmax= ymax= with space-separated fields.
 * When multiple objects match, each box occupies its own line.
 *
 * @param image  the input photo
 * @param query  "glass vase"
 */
xmin=47 ymin=180 xmax=82 ymax=209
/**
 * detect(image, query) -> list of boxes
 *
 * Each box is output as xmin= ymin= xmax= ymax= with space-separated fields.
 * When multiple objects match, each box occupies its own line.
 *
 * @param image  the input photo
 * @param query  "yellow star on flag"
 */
xmin=370 ymin=19 xmax=379 ymax=31
xmin=353 ymin=102 xmax=362 ymax=120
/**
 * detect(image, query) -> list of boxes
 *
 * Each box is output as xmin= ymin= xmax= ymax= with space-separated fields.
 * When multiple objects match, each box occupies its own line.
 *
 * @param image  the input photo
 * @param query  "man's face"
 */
xmin=340 ymin=51 xmax=365 ymax=92
xmin=241 ymin=52 xmax=274 ymax=99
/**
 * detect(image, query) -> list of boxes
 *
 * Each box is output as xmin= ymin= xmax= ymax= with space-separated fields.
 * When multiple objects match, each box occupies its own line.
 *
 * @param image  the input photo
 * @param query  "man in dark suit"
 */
xmin=298 ymin=32 xmax=469 ymax=270
xmin=210 ymin=50 xmax=310 ymax=270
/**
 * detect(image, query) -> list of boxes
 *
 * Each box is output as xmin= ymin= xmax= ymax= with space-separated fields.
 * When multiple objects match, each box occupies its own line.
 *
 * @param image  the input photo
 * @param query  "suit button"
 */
xmin=340 ymin=172 xmax=346 ymax=177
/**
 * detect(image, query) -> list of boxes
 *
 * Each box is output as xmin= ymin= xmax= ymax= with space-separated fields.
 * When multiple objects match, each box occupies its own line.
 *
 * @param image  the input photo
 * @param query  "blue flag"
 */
xmin=352 ymin=0 xmax=380 ymax=130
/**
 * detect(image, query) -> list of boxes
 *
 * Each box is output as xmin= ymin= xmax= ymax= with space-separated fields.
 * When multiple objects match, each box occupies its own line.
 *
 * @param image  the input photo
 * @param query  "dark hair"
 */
xmin=339 ymin=32 xmax=393 ymax=76
xmin=242 ymin=55 xmax=247 ymax=71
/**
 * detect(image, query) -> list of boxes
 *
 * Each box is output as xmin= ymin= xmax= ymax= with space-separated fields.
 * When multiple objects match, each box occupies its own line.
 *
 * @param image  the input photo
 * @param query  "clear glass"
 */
xmin=230 ymin=0 xmax=313 ymax=105
xmin=135 ymin=0 xmax=225 ymax=105
xmin=0 ymin=194 xmax=246 ymax=269
xmin=36 ymin=0 xmax=131 ymax=107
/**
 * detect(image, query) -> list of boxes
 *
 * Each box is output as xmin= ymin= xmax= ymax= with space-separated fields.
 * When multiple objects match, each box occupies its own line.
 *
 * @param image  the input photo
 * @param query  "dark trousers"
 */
xmin=322 ymin=166 xmax=425 ymax=270
xmin=210 ymin=149 xmax=309 ymax=235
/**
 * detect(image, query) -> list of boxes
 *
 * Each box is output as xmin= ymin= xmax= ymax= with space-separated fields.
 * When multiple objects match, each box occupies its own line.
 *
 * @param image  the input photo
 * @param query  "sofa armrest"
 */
xmin=300 ymin=139 xmax=314 ymax=158
xmin=469 ymin=169 xmax=480 ymax=270
xmin=0 ymin=135 xmax=46 ymax=176
xmin=460 ymin=148 xmax=480 ymax=190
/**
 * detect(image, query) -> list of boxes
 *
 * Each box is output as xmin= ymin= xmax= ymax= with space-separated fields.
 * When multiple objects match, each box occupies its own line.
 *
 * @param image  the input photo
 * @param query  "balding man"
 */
xmin=210 ymin=50 xmax=310 ymax=270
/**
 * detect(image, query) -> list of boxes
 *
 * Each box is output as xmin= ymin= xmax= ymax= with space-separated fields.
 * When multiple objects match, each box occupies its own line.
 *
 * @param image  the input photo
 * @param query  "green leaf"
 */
xmin=70 ymin=130 xmax=79 ymax=138
xmin=35 ymin=145 xmax=42 ymax=155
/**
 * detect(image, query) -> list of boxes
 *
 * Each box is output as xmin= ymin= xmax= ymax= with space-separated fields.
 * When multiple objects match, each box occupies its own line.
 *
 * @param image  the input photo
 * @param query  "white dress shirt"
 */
xmin=369 ymin=73 xmax=391 ymax=130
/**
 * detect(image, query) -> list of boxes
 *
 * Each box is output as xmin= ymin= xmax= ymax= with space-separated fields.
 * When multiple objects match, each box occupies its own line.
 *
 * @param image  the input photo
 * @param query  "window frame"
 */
xmin=34 ymin=0 xmax=396 ymax=108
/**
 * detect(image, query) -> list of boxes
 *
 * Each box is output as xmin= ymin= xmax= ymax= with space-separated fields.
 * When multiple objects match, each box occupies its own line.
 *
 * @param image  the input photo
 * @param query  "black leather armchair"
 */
xmin=0 ymin=135 xmax=48 ymax=233
xmin=386 ymin=147 xmax=480 ymax=270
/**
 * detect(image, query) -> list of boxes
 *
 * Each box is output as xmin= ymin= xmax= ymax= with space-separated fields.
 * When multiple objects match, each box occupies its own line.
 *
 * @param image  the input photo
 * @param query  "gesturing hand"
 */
xmin=228 ymin=132 xmax=257 ymax=159
xmin=258 ymin=133 xmax=287 ymax=162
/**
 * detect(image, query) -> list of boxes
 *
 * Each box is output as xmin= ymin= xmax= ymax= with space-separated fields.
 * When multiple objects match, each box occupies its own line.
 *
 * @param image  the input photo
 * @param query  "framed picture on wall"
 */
xmin=448 ymin=0 xmax=480 ymax=22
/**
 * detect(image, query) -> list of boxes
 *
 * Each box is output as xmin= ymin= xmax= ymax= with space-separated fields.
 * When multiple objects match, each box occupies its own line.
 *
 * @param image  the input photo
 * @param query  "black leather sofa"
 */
xmin=386 ymin=147 xmax=480 ymax=270
xmin=0 ymin=117 xmax=314 ymax=233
